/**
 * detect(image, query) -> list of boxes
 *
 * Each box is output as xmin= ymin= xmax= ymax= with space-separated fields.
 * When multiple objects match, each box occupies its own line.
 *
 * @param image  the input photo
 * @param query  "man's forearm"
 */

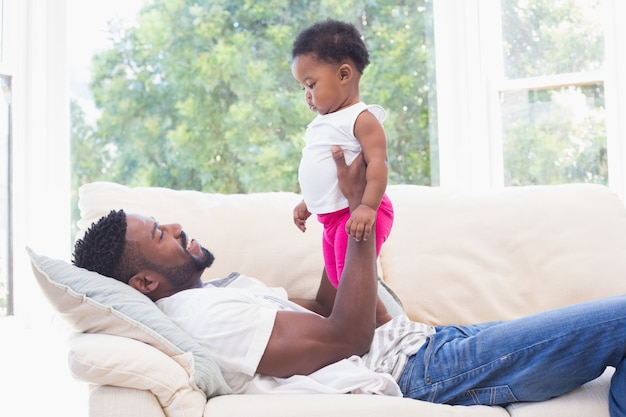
xmin=328 ymin=146 xmax=378 ymax=351
xmin=255 ymin=148 xmax=378 ymax=377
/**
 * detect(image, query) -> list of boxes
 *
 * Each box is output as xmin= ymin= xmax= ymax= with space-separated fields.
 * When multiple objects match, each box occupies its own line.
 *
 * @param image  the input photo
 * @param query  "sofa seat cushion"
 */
xmin=203 ymin=393 xmax=510 ymax=417
xmin=506 ymin=367 xmax=613 ymax=417
xmin=89 ymin=385 xmax=167 ymax=417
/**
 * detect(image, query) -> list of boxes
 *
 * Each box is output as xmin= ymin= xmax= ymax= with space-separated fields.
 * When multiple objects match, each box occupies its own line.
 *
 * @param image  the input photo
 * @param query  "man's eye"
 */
xmin=159 ymin=230 xmax=164 ymax=240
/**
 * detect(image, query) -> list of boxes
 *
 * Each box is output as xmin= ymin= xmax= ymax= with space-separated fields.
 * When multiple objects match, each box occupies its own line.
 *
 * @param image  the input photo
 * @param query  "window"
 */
xmin=0 ymin=0 xmax=12 ymax=316
xmin=499 ymin=0 xmax=607 ymax=186
xmin=434 ymin=0 xmax=625 ymax=200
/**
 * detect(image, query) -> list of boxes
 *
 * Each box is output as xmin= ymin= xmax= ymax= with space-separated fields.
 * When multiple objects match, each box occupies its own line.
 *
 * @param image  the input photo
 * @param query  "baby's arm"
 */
xmin=346 ymin=110 xmax=388 ymax=241
xmin=293 ymin=199 xmax=311 ymax=232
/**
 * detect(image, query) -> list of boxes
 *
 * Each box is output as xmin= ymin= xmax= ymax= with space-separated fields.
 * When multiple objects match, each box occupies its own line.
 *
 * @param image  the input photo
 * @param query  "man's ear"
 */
xmin=338 ymin=64 xmax=352 ymax=82
xmin=128 ymin=271 xmax=160 ymax=295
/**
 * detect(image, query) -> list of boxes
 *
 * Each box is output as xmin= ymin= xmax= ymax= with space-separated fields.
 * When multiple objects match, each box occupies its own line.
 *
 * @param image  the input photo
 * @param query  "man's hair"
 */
xmin=72 ymin=209 xmax=141 ymax=283
xmin=292 ymin=19 xmax=370 ymax=74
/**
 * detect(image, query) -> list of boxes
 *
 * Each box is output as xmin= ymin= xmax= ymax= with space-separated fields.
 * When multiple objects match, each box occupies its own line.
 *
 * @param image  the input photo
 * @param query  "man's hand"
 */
xmin=332 ymin=146 xmax=371 ymax=241
xmin=332 ymin=146 xmax=366 ymax=212
xmin=293 ymin=200 xmax=311 ymax=232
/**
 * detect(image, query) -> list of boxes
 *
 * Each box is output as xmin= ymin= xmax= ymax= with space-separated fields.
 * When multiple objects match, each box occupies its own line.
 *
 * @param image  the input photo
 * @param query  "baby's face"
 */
xmin=292 ymin=54 xmax=344 ymax=115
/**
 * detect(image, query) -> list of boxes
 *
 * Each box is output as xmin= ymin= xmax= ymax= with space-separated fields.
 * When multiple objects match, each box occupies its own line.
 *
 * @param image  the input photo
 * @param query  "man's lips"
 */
xmin=180 ymin=230 xmax=201 ymax=256
xmin=186 ymin=237 xmax=200 ymax=254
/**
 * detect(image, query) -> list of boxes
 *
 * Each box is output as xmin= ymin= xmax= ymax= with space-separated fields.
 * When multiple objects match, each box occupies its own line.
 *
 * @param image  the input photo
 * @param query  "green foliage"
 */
xmin=503 ymin=85 xmax=607 ymax=185
xmin=70 ymin=99 xmax=113 ymax=234
xmin=502 ymin=0 xmax=603 ymax=78
xmin=72 ymin=0 xmax=607 ymax=196
xmin=77 ymin=0 xmax=435 ymax=194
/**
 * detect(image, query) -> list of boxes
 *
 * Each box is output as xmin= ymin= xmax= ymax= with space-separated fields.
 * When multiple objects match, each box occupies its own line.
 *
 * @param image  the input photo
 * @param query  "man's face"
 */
xmin=125 ymin=214 xmax=214 ymax=290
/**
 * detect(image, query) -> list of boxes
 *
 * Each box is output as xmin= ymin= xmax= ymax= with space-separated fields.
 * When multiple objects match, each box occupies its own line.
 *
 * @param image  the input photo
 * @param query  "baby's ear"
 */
xmin=339 ymin=64 xmax=352 ymax=81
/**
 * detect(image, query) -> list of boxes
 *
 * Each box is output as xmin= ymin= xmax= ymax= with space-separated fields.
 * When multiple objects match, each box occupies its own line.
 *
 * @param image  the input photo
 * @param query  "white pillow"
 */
xmin=69 ymin=332 xmax=207 ymax=417
xmin=27 ymin=247 xmax=232 ymax=398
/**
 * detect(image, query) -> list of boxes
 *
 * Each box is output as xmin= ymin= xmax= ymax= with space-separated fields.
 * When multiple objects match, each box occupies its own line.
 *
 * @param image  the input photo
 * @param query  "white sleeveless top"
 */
xmin=298 ymin=102 xmax=386 ymax=214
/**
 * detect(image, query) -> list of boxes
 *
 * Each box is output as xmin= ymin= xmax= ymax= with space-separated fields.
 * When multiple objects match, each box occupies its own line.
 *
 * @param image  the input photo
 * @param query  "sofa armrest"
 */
xmin=69 ymin=333 xmax=206 ymax=417
xmin=89 ymin=385 xmax=167 ymax=417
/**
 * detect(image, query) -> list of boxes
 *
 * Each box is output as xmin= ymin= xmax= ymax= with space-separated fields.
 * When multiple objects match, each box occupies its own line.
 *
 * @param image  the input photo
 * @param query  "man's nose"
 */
xmin=162 ymin=223 xmax=182 ymax=237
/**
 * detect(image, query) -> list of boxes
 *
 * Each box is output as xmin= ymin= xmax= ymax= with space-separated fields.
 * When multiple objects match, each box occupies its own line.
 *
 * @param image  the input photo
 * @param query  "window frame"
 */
xmin=0 ymin=73 xmax=13 ymax=316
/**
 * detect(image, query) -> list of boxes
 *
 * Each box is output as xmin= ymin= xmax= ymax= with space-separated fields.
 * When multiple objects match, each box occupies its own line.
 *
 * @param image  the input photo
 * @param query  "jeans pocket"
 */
xmin=451 ymin=385 xmax=518 ymax=406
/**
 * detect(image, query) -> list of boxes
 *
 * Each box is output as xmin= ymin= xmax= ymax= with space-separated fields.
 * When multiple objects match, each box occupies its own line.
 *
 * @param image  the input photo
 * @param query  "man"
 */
xmin=73 ymin=147 xmax=626 ymax=414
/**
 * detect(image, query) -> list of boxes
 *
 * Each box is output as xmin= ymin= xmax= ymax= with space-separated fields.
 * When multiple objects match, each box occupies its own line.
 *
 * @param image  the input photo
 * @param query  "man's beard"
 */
xmin=160 ymin=244 xmax=215 ymax=288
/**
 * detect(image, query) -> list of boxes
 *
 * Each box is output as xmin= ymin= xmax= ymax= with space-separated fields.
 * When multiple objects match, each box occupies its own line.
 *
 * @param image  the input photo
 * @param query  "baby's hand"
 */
xmin=346 ymin=204 xmax=377 ymax=241
xmin=293 ymin=200 xmax=311 ymax=232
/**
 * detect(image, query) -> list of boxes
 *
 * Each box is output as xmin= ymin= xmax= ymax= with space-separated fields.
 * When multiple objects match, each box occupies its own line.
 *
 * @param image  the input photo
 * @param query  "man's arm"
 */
xmin=291 ymin=268 xmax=392 ymax=327
xmin=256 ymin=147 xmax=378 ymax=378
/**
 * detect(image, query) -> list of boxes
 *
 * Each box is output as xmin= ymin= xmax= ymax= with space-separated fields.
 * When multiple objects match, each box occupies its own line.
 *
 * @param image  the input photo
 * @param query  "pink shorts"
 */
xmin=317 ymin=194 xmax=394 ymax=288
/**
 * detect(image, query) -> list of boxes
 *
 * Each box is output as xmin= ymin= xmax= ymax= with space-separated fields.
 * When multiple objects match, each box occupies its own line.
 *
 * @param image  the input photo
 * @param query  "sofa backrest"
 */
xmin=382 ymin=184 xmax=626 ymax=325
xmin=77 ymin=182 xmax=626 ymax=326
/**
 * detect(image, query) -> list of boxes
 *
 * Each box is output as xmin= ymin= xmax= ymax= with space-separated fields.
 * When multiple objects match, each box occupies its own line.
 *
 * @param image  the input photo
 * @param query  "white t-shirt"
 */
xmin=298 ymin=102 xmax=387 ymax=214
xmin=156 ymin=273 xmax=434 ymax=395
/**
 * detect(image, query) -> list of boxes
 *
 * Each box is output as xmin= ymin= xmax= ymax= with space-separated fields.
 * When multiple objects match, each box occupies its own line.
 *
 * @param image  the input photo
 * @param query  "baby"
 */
xmin=291 ymin=19 xmax=394 ymax=289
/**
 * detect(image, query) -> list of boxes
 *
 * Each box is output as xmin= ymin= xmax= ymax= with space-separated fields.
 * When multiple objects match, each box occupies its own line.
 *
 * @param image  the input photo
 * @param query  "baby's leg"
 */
xmin=319 ymin=208 xmax=351 ymax=288
xmin=331 ymin=213 xmax=350 ymax=288
xmin=375 ymin=194 xmax=394 ymax=254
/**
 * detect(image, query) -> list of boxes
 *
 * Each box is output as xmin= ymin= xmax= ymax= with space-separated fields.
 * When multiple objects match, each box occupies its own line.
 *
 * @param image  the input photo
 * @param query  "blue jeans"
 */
xmin=398 ymin=295 xmax=626 ymax=416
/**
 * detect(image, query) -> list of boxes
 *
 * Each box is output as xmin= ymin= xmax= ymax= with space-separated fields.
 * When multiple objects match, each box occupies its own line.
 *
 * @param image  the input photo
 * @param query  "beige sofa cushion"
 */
xmin=89 ymin=385 xmax=167 ymax=417
xmin=69 ymin=333 xmax=206 ymax=417
xmin=203 ymin=393 xmax=510 ymax=417
xmin=506 ymin=367 xmax=613 ymax=417
xmin=382 ymin=184 xmax=626 ymax=325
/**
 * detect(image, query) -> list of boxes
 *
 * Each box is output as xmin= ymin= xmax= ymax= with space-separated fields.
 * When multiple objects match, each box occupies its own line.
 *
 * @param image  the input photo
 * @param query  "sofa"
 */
xmin=29 ymin=181 xmax=626 ymax=417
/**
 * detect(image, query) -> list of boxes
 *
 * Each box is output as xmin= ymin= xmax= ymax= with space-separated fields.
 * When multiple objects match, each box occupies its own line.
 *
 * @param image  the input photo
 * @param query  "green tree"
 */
xmin=503 ymin=85 xmax=607 ymax=186
xmin=71 ymin=99 xmax=114 ymax=235
xmin=501 ymin=0 xmax=603 ymax=78
xmin=82 ymin=0 xmax=435 ymax=194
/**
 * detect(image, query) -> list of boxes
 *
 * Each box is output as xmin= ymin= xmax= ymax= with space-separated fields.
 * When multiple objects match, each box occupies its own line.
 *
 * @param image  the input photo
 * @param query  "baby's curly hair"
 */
xmin=72 ymin=209 xmax=135 ymax=283
xmin=292 ymin=19 xmax=370 ymax=74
